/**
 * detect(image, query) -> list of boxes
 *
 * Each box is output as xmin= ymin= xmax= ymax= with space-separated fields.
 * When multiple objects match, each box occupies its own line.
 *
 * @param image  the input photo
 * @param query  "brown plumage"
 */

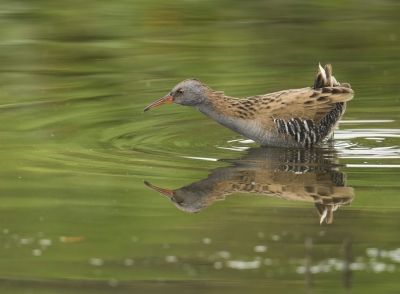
xmin=144 ymin=64 xmax=354 ymax=148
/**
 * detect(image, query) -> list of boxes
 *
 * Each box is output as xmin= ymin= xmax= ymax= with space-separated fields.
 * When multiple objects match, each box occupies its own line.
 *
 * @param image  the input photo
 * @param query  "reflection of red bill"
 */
xmin=143 ymin=95 xmax=173 ymax=112
xmin=144 ymin=181 xmax=174 ymax=198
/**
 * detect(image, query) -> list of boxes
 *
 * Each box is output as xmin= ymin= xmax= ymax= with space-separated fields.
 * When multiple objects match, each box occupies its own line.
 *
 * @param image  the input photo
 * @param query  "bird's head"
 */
xmin=143 ymin=79 xmax=207 ymax=112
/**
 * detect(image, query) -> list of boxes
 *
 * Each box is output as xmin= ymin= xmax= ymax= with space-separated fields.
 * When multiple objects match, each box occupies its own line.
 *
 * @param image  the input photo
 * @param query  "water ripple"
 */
xmin=104 ymin=118 xmax=400 ymax=166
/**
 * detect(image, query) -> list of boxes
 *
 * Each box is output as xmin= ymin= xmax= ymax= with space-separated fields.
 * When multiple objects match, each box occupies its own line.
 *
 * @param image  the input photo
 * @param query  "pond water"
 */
xmin=1 ymin=1 xmax=400 ymax=293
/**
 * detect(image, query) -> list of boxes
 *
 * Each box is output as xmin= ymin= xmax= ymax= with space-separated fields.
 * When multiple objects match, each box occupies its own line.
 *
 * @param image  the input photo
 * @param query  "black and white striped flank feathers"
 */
xmin=269 ymin=63 xmax=353 ymax=147
xmin=273 ymin=102 xmax=345 ymax=147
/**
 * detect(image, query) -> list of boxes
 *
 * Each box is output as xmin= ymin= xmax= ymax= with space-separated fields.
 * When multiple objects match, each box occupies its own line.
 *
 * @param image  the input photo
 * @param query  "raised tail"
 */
xmin=314 ymin=63 xmax=351 ymax=90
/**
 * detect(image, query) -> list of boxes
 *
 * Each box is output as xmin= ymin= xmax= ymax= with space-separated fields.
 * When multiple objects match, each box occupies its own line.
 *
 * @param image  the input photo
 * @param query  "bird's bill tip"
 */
xmin=143 ymin=95 xmax=173 ymax=112
xmin=143 ymin=181 xmax=174 ymax=198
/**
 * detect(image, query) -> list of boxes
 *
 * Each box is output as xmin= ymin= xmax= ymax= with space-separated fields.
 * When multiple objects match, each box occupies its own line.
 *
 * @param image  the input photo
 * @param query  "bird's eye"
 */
xmin=178 ymin=89 xmax=184 ymax=94
xmin=179 ymin=200 xmax=185 ymax=205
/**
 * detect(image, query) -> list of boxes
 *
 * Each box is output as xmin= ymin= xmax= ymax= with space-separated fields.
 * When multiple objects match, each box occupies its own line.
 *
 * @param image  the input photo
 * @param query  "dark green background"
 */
xmin=1 ymin=0 xmax=400 ymax=293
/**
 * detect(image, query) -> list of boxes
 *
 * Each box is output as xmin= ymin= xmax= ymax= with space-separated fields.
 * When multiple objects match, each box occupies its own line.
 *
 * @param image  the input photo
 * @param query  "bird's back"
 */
xmin=206 ymin=64 xmax=354 ymax=147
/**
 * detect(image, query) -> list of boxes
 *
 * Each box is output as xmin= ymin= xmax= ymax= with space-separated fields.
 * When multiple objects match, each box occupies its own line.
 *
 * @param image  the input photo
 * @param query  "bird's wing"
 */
xmin=263 ymin=86 xmax=354 ymax=124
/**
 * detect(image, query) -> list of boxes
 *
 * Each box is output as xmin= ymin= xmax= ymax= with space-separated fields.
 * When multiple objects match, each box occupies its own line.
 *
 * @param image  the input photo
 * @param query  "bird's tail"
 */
xmin=314 ymin=63 xmax=351 ymax=89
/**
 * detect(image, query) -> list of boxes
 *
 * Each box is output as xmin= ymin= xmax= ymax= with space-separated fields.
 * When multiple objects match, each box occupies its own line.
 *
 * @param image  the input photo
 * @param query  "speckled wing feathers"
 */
xmin=261 ymin=64 xmax=354 ymax=146
xmin=202 ymin=63 xmax=354 ymax=147
xmin=266 ymin=88 xmax=353 ymax=124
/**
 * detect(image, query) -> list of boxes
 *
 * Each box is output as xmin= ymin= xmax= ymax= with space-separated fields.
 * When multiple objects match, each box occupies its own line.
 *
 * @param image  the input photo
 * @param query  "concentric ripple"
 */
xmin=102 ymin=116 xmax=400 ymax=169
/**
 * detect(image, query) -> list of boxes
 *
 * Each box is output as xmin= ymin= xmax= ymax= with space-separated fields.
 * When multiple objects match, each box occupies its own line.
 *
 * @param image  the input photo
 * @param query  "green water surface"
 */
xmin=1 ymin=0 xmax=400 ymax=293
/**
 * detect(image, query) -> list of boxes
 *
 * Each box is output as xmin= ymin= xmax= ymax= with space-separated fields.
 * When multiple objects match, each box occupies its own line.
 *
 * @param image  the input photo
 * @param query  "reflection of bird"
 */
xmin=144 ymin=148 xmax=354 ymax=224
xmin=144 ymin=64 xmax=354 ymax=148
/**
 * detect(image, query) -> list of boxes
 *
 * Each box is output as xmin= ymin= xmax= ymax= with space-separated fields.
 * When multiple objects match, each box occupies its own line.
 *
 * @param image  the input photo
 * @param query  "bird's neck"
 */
xmin=195 ymin=89 xmax=238 ymax=122
xmin=194 ymin=89 xmax=262 ymax=141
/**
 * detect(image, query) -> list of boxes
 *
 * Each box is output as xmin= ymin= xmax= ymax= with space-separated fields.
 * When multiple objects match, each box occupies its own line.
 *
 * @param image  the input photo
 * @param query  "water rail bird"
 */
xmin=143 ymin=64 xmax=354 ymax=148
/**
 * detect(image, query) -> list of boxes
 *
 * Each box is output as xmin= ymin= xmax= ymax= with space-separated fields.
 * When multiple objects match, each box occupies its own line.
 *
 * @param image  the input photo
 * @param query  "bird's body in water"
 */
xmin=143 ymin=64 xmax=354 ymax=148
